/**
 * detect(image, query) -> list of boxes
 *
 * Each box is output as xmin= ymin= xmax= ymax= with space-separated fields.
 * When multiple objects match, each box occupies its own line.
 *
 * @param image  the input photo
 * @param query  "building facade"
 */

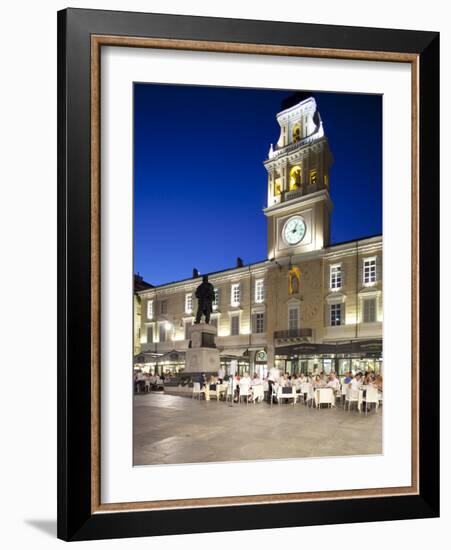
xmin=136 ymin=95 xmax=382 ymax=377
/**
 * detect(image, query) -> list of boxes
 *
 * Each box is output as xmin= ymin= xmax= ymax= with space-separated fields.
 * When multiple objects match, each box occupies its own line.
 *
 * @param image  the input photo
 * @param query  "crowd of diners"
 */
xmin=133 ymin=372 xmax=172 ymax=393
xmin=134 ymin=366 xmax=383 ymax=405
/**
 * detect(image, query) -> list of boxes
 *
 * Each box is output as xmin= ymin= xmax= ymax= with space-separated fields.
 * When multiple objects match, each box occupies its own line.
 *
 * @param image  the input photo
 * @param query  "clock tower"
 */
xmin=264 ymin=94 xmax=333 ymax=260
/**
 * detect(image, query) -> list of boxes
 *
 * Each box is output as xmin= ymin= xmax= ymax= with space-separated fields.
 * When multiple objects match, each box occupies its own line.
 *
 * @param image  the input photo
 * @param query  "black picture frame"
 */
xmin=57 ymin=8 xmax=439 ymax=541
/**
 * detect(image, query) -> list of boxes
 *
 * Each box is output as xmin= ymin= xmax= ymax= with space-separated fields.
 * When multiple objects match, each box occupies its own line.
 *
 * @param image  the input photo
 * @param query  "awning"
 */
xmin=275 ymin=343 xmax=337 ymax=356
xmin=219 ymin=348 xmax=249 ymax=358
xmin=275 ymin=339 xmax=382 ymax=357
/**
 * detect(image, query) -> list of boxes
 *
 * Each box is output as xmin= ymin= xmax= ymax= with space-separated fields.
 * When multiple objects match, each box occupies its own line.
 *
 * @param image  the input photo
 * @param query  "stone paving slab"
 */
xmin=133 ymin=393 xmax=382 ymax=466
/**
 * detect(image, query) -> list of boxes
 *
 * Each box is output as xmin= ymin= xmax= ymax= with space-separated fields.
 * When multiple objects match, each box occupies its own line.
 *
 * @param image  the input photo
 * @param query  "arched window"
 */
xmin=274 ymin=172 xmax=282 ymax=196
xmin=289 ymin=165 xmax=302 ymax=190
xmin=292 ymin=123 xmax=301 ymax=143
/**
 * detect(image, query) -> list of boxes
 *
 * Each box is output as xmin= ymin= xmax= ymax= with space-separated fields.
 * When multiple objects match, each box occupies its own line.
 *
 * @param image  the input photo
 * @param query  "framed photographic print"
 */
xmin=57 ymin=8 xmax=439 ymax=541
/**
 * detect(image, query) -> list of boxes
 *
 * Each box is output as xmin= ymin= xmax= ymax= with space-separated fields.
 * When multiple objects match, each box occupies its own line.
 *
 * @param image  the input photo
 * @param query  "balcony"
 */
xmin=274 ymin=328 xmax=313 ymax=340
xmin=285 ymin=188 xmax=304 ymax=202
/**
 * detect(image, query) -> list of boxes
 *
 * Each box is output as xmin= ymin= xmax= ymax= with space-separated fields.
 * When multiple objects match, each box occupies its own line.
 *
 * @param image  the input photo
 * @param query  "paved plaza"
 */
xmin=133 ymin=392 xmax=382 ymax=466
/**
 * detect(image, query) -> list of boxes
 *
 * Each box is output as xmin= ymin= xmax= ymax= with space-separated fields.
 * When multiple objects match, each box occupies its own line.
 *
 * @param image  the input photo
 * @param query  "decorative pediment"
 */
xmin=325 ymin=292 xmax=346 ymax=304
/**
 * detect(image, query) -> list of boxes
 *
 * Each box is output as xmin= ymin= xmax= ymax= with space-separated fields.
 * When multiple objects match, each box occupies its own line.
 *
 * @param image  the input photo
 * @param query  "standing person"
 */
xmin=267 ymin=365 xmax=280 ymax=403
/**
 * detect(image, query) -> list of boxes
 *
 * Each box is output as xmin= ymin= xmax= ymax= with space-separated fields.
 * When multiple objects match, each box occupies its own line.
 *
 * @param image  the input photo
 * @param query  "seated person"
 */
xmin=326 ymin=373 xmax=340 ymax=390
xmin=251 ymin=373 xmax=262 ymax=386
xmin=375 ymin=374 xmax=383 ymax=391
xmin=312 ymin=375 xmax=324 ymax=389
xmin=350 ymin=372 xmax=363 ymax=390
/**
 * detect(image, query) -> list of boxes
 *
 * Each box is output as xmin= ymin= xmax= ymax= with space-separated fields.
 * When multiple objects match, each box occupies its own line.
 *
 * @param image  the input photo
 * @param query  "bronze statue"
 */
xmin=194 ymin=275 xmax=215 ymax=324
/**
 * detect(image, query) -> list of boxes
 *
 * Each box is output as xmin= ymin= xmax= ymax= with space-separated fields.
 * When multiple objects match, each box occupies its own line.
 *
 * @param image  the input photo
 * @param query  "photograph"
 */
xmin=132 ymin=83 xmax=383 ymax=466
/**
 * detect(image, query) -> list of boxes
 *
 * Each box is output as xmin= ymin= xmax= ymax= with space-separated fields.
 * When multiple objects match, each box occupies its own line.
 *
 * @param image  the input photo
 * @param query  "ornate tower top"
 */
xmin=264 ymin=95 xmax=332 ymax=209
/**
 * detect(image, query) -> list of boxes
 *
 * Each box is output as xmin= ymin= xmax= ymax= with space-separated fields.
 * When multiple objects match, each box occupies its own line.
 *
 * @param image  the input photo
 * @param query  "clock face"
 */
xmin=282 ymin=216 xmax=306 ymax=245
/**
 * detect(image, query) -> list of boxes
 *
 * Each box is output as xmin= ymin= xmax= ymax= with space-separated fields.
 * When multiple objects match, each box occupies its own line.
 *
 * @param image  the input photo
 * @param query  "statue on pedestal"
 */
xmin=194 ymin=275 xmax=215 ymax=324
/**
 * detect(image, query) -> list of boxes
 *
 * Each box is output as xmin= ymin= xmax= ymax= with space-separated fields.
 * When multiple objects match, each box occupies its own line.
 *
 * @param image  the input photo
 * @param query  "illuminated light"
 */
xmin=165 ymin=321 xmax=172 ymax=330
xmin=363 ymin=282 xmax=376 ymax=288
xmin=309 ymin=169 xmax=317 ymax=185
xmin=289 ymin=165 xmax=302 ymax=190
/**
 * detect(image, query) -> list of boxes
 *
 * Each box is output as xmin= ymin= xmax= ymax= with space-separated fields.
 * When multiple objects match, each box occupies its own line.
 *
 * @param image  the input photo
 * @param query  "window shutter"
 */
xmin=376 ymin=253 xmax=382 ymax=283
xmin=251 ymin=314 xmax=256 ymax=334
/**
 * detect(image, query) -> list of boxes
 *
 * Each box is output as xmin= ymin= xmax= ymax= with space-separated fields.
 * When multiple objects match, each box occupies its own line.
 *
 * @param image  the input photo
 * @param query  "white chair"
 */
xmin=238 ymin=381 xmax=251 ymax=404
xmin=192 ymin=382 xmax=205 ymax=400
xmin=277 ymin=386 xmax=297 ymax=405
xmin=217 ymin=383 xmax=227 ymax=401
xmin=269 ymin=383 xmax=278 ymax=406
xmin=363 ymin=386 xmax=379 ymax=413
xmin=301 ymin=383 xmax=314 ymax=407
xmin=252 ymin=385 xmax=264 ymax=404
xmin=209 ymin=383 xmax=219 ymax=401
xmin=339 ymin=383 xmax=349 ymax=407
xmin=315 ymin=387 xmax=335 ymax=409
xmin=345 ymin=387 xmax=361 ymax=412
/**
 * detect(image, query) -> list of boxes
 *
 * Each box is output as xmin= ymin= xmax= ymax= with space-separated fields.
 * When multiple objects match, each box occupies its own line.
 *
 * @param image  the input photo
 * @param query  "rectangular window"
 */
xmin=184 ymin=319 xmax=192 ymax=339
xmin=363 ymin=258 xmax=377 ymax=284
xmin=330 ymin=264 xmax=342 ymax=290
xmin=230 ymin=314 xmax=240 ymax=336
xmin=330 ymin=303 xmax=342 ymax=326
xmin=363 ymin=298 xmax=376 ymax=323
xmin=231 ymin=283 xmax=240 ymax=306
xmin=210 ymin=316 xmax=218 ymax=329
xmin=288 ymin=307 xmax=299 ymax=331
xmin=160 ymin=300 xmax=167 ymax=315
xmin=213 ymin=288 xmax=219 ymax=310
xmin=253 ymin=312 xmax=265 ymax=334
xmin=147 ymin=300 xmax=153 ymax=319
xmin=255 ymin=279 xmax=264 ymax=303
xmin=147 ymin=324 xmax=154 ymax=343
xmin=159 ymin=323 xmax=166 ymax=342
xmin=185 ymin=293 xmax=193 ymax=314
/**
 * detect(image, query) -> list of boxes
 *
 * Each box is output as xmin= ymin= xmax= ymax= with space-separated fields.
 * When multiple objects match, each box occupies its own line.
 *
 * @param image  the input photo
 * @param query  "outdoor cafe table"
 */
xmin=314 ymin=387 xmax=336 ymax=408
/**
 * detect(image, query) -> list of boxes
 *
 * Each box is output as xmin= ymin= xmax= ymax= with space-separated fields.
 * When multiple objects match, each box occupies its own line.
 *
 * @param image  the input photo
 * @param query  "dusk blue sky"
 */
xmin=134 ymin=84 xmax=382 ymax=286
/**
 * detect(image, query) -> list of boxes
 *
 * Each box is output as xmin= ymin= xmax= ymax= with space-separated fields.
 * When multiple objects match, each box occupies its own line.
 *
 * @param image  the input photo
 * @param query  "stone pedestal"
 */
xmin=163 ymin=323 xmax=220 ymax=397
xmin=184 ymin=323 xmax=220 ymax=374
